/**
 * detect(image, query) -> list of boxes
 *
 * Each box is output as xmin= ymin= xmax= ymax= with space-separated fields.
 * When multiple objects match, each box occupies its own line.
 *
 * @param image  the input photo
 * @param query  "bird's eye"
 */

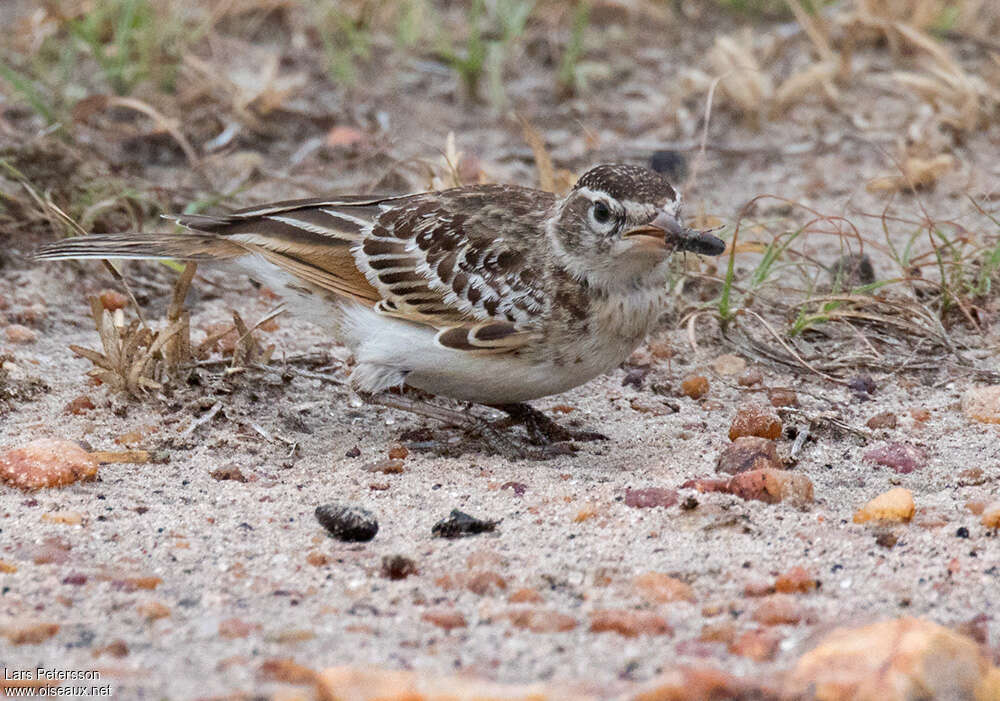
xmin=592 ymin=201 xmax=611 ymax=224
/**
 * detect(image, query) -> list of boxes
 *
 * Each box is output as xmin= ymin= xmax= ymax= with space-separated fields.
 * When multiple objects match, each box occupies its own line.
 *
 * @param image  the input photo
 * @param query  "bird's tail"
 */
xmin=35 ymin=233 xmax=246 ymax=262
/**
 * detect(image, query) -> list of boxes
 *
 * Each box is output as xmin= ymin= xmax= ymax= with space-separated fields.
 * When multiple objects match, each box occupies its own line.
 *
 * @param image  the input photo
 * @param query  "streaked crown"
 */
xmin=573 ymin=164 xmax=677 ymax=206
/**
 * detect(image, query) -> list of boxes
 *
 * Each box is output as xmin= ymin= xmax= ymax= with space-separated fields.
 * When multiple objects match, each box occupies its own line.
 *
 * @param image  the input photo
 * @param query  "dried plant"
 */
xmin=70 ymin=264 xmax=197 ymax=396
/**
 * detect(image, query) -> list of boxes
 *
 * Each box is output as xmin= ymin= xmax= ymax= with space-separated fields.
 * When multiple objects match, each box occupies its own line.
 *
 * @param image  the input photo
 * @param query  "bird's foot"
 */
xmin=492 ymin=403 xmax=609 ymax=446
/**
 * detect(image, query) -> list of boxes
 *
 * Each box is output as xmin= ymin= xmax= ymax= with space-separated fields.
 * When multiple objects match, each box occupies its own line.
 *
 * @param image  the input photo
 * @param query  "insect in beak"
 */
xmin=622 ymin=211 xmax=726 ymax=256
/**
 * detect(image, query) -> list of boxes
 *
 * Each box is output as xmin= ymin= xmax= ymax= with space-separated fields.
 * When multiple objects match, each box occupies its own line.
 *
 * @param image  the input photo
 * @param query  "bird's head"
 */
xmin=548 ymin=164 xmax=725 ymax=289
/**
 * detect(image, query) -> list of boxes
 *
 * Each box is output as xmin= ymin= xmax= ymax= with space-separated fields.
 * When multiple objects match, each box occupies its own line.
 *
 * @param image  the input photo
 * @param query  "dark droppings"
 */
xmin=431 ymin=509 xmax=499 ymax=538
xmin=315 ymin=503 xmax=379 ymax=542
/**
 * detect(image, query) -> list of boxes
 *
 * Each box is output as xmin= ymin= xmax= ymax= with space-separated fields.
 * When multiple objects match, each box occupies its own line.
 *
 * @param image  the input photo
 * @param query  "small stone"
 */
xmin=381 ymin=555 xmax=418 ymax=580
xmin=863 ymin=442 xmax=926 ymax=474
xmin=680 ymin=375 xmax=710 ymax=399
xmin=958 ymin=468 xmax=985 ymax=486
xmin=728 ymin=469 xmax=814 ymax=506
xmin=681 ymin=477 xmax=730 ymax=493
xmin=137 ymin=601 xmax=170 ymax=621
xmin=729 ymin=628 xmax=780 ymax=661
xmin=421 ymin=609 xmax=466 ymax=630
xmin=4 ymin=324 xmax=37 ymax=344
xmin=853 ymin=487 xmax=915 ymax=524
xmin=625 ymin=487 xmax=678 ymax=508
xmin=364 ymin=459 xmax=404 ymax=474
xmin=508 ymin=588 xmax=544 ymax=604
xmin=64 ymin=396 xmax=96 ymax=415
xmin=589 ymin=609 xmax=673 ymax=637
xmin=767 ymin=387 xmax=798 ymax=407
xmin=752 ymin=594 xmax=807 ymax=626
xmin=315 ymin=504 xmax=378 ymax=542
xmin=875 ymin=532 xmax=899 ymax=548
xmin=500 ymin=481 xmax=527 ymax=497
xmin=387 ymin=444 xmax=408 ymax=460
xmin=218 ymin=618 xmax=256 ymax=639
xmin=711 ymin=354 xmax=746 ymax=376
xmin=635 ymin=665 xmax=749 ymax=700
xmin=962 ymin=386 xmax=1000 ymax=424
xmin=465 ymin=571 xmax=507 ymax=595
xmin=258 ymin=658 xmax=317 ymax=685
xmin=715 ymin=437 xmax=781 ymax=475
xmin=738 ymin=368 xmax=764 ymax=386
xmin=848 ymin=375 xmax=877 ymax=397
xmin=431 ymin=510 xmax=499 ymax=538
xmin=909 ymin=408 xmax=931 ymax=423
xmin=2 ymin=621 xmax=59 ymax=645
xmin=306 ymin=551 xmax=330 ymax=567
xmin=634 ymin=573 xmax=696 ymax=604
xmin=98 ymin=289 xmax=129 ymax=311
xmin=630 ymin=398 xmax=675 ymax=415
xmin=42 ymin=510 xmax=83 ymax=525
xmin=506 ymin=607 xmax=577 ymax=633
xmin=774 ymin=567 xmax=818 ymax=594
xmin=728 ymin=403 xmax=782 ymax=441
xmin=210 ymin=466 xmax=247 ymax=482
xmin=981 ymin=502 xmax=1000 ymax=529
xmin=0 ymin=560 xmax=18 ymax=573
xmin=866 ymin=412 xmax=897 ymax=429
xmin=786 ymin=617 xmax=997 ymax=701
xmin=94 ymin=640 xmax=129 ymax=658
xmin=0 ymin=439 xmax=99 ymax=490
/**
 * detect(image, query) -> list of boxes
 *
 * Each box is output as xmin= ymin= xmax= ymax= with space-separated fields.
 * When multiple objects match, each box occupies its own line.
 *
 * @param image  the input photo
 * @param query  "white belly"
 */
xmin=336 ymin=303 xmax=617 ymax=404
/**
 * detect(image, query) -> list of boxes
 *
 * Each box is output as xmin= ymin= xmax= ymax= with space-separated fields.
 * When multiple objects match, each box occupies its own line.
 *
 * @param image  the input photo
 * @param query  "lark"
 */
xmin=38 ymin=164 xmax=725 ymax=452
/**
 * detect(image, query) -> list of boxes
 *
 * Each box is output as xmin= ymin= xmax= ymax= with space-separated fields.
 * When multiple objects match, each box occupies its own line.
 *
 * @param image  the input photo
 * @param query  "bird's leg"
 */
xmin=366 ymin=390 xmax=476 ymax=428
xmin=491 ymin=403 xmax=609 ymax=445
xmin=362 ymin=391 xmax=537 ymax=460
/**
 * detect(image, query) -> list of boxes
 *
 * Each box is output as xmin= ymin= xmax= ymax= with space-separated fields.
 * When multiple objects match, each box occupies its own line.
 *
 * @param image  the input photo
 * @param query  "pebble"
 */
xmin=728 ymin=403 xmax=782 ymax=441
xmin=635 ymin=665 xmax=748 ymax=700
xmin=4 ymin=324 xmax=37 ymax=344
xmin=0 ymin=439 xmax=99 ymax=490
xmin=962 ymin=385 xmax=1000 ymax=424
xmin=508 ymin=588 xmax=544 ymax=604
xmin=729 ymin=628 xmax=780 ymax=661
xmin=314 ymin=504 xmax=379 ymax=542
xmin=589 ymin=609 xmax=673 ymax=637
xmin=63 ymin=395 xmax=96 ymax=415
xmin=853 ymin=487 xmax=915 ymax=524
xmin=751 ymin=594 xmax=808 ymax=626
xmin=380 ymin=555 xmax=418 ymax=580
xmin=624 ymin=487 xmax=678 ymax=508
xmin=364 ymin=459 xmax=404 ymax=474
xmin=2 ymin=621 xmax=60 ymax=645
xmin=218 ymin=618 xmax=256 ymax=639
xmin=711 ymin=354 xmax=746 ymax=376
xmin=863 ymin=442 xmax=926 ymax=474
xmin=258 ymin=658 xmax=316 ymax=685
xmin=137 ymin=601 xmax=171 ymax=621
xmin=505 ymin=608 xmax=577 ymax=633
xmin=431 ymin=510 xmax=498 ymax=538
xmin=767 ymin=387 xmax=798 ymax=407
xmin=738 ymin=368 xmax=763 ymax=386
xmin=715 ymin=437 xmax=781 ymax=475
xmin=420 ymin=609 xmax=467 ymax=630
xmin=728 ymin=469 xmax=814 ymax=506
xmin=680 ymin=375 xmax=709 ymax=399
xmin=981 ymin=502 xmax=1000 ymax=529
xmin=634 ymin=573 xmax=696 ymax=604
xmin=774 ymin=567 xmax=818 ymax=594
xmin=786 ymin=617 xmax=998 ymax=700
xmin=464 ymin=571 xmax=507 ymax=595
xmin=866 ymin=412 xmax=897 ymax=429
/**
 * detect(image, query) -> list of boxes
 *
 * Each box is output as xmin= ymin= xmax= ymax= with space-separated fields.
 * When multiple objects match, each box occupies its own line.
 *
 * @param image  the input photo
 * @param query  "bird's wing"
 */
xmin=174 ymin=187 xmax=553 ymax=354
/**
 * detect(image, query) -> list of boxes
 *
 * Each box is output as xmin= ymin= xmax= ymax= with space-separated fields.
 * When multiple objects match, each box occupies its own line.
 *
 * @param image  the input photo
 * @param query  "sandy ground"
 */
xmin=2 ymin=1 xmax=1000 ymax=699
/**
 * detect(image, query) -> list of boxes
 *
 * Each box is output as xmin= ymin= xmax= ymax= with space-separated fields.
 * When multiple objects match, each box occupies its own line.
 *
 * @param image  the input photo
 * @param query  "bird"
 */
xmin=37 ymin=163 xmax=725 ymax=454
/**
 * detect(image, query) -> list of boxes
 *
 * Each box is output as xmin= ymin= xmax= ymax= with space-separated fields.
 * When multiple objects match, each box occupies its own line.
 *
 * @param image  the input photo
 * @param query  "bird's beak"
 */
xmin=623 ymin=211 xmax=726 ymax=256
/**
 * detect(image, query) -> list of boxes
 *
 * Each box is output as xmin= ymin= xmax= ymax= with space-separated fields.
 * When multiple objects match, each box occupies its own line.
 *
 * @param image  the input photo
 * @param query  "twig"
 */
xmin=179 ymin=401 xmax=223 ymax=437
